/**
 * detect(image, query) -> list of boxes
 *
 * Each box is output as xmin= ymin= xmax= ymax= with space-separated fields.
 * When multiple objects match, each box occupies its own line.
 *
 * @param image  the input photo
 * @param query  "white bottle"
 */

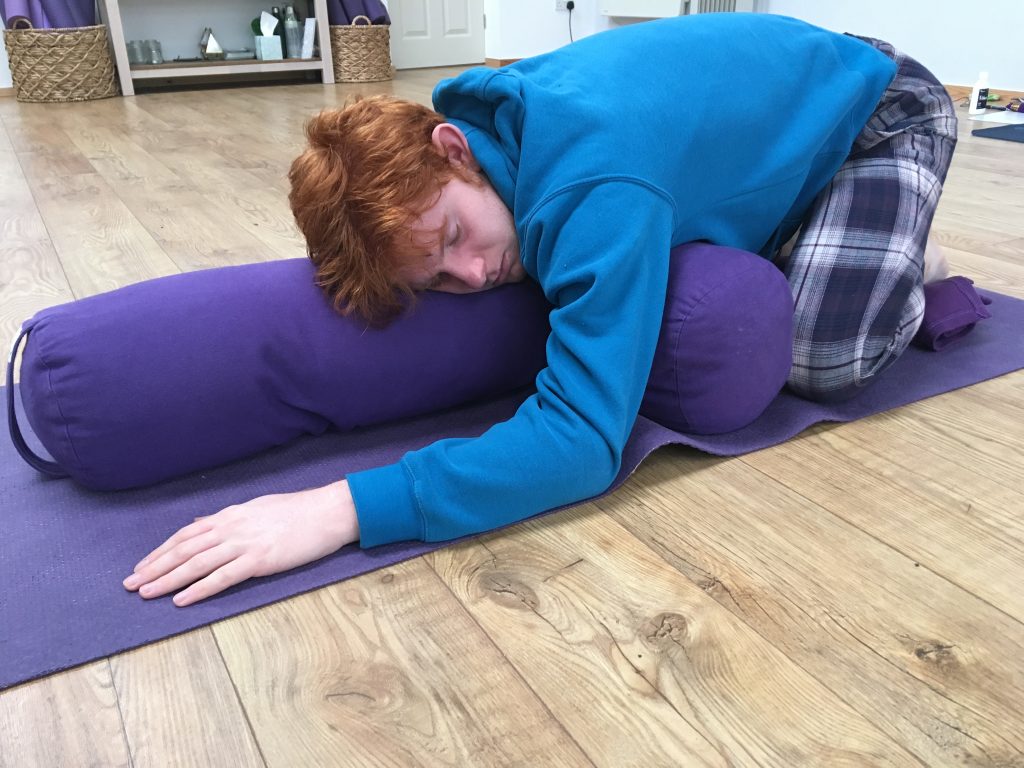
xmin=968 ymin=71 xmax=990 ymax=115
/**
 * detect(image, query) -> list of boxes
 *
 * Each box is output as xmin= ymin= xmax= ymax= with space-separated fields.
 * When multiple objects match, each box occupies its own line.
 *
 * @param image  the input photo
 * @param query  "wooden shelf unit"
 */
xmin=99 ymin=0 xmax=334 ymax=96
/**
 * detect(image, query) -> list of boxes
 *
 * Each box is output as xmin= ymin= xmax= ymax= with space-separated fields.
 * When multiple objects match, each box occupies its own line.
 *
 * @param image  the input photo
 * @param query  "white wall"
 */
xmin=5 ymin=0 xmax=1021 ymax=93
xmin=484 ymin=0 xmax=641 ymax=60
xmin=483 ymin=0 xmax=1023 ymax=91
xmin=758 ymin=0 xmax=1023 ymax=91
xmin=1 ymin=36 xmax=10 ymax=88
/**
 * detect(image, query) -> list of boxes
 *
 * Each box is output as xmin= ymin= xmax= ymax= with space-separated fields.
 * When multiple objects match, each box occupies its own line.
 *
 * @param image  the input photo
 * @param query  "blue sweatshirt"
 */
xmin=348 ymin=13 xmax=896 ymax=547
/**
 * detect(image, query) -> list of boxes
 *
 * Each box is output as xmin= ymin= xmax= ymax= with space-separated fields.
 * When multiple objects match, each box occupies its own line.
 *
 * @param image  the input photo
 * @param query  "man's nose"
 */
xmin=452 ymin=253 xmax=489 ymax=289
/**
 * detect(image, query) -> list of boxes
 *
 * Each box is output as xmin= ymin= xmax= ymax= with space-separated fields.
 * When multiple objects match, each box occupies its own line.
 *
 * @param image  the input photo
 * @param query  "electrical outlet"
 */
xmin=555 ymin=0 xmax=570 ymax=10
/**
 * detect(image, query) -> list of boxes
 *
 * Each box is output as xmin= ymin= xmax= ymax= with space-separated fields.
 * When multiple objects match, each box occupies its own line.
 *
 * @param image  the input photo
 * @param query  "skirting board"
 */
xmin=946 ymin=84 xmax=1024 ymax=103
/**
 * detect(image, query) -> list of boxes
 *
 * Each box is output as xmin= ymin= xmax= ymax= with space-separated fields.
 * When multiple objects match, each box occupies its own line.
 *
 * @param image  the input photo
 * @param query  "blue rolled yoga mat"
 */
xmin=2 ymin=289 xmax=1024 ymax=691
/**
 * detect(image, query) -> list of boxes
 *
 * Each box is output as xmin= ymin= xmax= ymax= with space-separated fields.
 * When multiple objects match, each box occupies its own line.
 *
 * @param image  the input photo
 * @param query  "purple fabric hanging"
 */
xmin=2 ymin=0 xmax=49 ymax=29
xmin=2 ymin=0 xmax=93 ymax=29
xmin=327 ymin=0 xmax=390 ymax=26
xmin=48 ymin=0 xmax=95 ymax=27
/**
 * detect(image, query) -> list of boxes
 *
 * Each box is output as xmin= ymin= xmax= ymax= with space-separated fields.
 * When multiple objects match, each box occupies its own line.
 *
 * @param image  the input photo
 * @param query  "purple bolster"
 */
xmin=19 ymin=259 xmax=551 ymax=490
xmin=641 ymin=243 xmax=794 ymax=434
xmin=15 ymin=244 xmax=795 ymax=490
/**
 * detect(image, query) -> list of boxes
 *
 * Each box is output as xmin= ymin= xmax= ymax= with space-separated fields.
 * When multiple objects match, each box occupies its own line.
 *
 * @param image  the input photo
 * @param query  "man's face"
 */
xmin=403 ymin=175 xmax=526 ymax=294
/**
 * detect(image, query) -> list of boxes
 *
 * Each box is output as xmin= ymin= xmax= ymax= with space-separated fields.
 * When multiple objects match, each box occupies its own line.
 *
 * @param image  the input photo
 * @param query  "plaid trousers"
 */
xmin=776 ymin=37 xmax=958 ymax=401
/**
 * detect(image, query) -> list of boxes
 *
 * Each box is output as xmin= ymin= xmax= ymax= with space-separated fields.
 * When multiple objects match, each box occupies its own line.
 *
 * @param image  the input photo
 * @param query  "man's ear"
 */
xmin=431 ymin=123 xmax=479 ymax=170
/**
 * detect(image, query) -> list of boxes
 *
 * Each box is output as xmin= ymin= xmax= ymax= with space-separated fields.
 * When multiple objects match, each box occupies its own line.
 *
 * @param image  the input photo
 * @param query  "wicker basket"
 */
xmin=330 ymin=15 xmax=394 ymax=83
xmin=3 ymin=21 xmax=119 ymax=103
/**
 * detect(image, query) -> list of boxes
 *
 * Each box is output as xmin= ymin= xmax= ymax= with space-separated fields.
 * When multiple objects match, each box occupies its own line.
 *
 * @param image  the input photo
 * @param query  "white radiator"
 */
xmin=697 ymin=0 xmax=755 ymax=12
xmin=599 ymin=0 xmax=686 ymax=17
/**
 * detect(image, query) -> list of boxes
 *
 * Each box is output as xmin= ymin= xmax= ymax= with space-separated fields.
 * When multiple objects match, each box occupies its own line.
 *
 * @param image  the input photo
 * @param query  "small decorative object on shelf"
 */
xmin=270 ymin=6 xmax=285 ymax=55
xmin=253 ymin=10 xmax=283 ymax=60
xmin=300 ymin=17 xmax=316 ymax=58
xmin=283 ymin=5 xmax=302 ymax=59
xmin=199 ymin=27 xmax=224 ymax=60
xmin=143 ymin=38 xmax=163 ymax=64
xmin=126 ymin=39 xmax=144 ymax=64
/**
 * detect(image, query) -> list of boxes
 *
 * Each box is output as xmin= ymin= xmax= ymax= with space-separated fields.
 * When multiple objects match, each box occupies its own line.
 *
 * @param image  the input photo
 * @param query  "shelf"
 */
xmin=130 ymin=57 xmax=326 ymax=79
xmin=99 ymin=0 xmax=335 ymax=96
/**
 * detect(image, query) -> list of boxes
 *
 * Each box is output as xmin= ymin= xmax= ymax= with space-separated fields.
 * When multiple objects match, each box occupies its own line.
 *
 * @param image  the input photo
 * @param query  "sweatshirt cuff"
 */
xmin=346 ymin=461 xmax=424 ymax=548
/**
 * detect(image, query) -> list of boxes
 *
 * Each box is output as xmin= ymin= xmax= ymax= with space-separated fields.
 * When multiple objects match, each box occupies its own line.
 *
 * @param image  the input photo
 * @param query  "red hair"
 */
xmin=288 ymin=95 xmax=472 ymax=324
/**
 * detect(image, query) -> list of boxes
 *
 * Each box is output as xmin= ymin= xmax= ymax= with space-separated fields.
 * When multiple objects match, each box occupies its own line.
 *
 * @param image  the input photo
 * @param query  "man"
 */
xmin=124 ymin=13 xmax=956 ymax=606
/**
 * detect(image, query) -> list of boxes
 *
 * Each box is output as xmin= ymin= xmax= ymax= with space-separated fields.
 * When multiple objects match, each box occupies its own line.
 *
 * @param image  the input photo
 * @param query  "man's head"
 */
xmin=289 ymin=96 xmax=524 ymax=325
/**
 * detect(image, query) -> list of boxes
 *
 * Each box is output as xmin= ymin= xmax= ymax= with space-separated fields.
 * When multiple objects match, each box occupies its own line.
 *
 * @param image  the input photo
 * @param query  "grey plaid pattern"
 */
xmin=777 ymin=37 xmax=957 ymax=401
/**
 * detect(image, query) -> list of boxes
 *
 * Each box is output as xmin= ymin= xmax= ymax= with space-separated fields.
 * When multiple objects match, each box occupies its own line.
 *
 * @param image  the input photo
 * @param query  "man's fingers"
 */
xmin=134 ymin=541 xmax=236 ymax=599
xmin=172 ymin=556 xmax=257 ymax=607
xmin=133 ymin=517 xmax=215 ymax=572
xmin=127 ymin=529 xmax=223 ymax=592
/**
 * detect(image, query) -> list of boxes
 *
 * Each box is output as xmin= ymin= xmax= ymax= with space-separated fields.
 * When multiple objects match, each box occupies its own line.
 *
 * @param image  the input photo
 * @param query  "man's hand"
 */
xmin=123 ymin=480 xmax=359 ymax=607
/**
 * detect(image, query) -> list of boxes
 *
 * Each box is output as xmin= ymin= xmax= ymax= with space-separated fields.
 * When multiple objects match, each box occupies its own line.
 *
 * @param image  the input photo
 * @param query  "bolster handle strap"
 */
xmin=7 ymin=328 xmax=70 ymax=479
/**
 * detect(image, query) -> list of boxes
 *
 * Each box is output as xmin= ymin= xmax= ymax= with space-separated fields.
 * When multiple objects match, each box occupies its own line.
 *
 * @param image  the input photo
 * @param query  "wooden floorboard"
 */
xmin=213 ymin=557 xmax=593 ymax=767
xmin=431 ymin=511 xmax=921 ymax=766
xmin=1 ymin=67 xmax=1022 ymax=767
xmin=0 ymin=121 xmax=73 ymax=347
xmin=597 ymin=446 xmax=1024 ymax=765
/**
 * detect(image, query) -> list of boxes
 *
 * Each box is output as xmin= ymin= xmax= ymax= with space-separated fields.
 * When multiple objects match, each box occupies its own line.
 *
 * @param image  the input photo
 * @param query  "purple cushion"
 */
xmin=12 ymin=244 xmax=794 ymax=490
xmin=640 ymin=243 xmax=794 ymax=434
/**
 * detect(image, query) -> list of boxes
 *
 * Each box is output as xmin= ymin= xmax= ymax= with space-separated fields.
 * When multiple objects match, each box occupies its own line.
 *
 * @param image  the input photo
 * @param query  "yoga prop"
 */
xmin=3 ymin=288 xmax=1022 ymax=691
xmin=10 ymin=245 xmax=793 ymax=491
xmin=913 ymin=276 xmax=992 ymax=351
xmin=10 ymin=260 xmax=553 ymax=491
xmin=1 ymin=0 xmax=91 ymax=29
xmin=971 ymin=124 xmax=1024 ymax=144
xmin=1 ymin=0 xmax=50 ymax=29
xmin=45 ymin=0 xmax=93 ymax=27
xmin=640 ymin=241 xmax=793 ymax=434
xmin=325 ymin=0 xmax=390 ymax=26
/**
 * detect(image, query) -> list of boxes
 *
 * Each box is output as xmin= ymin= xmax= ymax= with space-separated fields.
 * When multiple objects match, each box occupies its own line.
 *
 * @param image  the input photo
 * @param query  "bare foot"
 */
xmin=923 ymin=238 xmax=950 ymax=284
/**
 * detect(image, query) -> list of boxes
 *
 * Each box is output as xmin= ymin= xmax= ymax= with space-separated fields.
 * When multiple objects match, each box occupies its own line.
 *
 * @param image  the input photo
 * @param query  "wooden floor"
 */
xmin=1 ymin=70 xmax=1023 ymax=767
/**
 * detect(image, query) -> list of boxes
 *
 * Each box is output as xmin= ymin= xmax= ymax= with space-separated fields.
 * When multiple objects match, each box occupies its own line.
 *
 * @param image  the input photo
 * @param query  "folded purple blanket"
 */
xmin=913 ymin=276 xmax=993 ymax=351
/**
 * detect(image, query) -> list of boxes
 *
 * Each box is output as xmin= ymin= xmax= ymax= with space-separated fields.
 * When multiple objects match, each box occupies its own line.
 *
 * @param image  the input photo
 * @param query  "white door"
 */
xmin=389 ymin=0 xmax=485 ymax=69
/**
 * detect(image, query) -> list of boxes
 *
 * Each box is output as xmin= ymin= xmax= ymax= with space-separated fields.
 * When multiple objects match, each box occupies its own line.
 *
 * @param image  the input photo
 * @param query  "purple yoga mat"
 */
xmin=1 ymin=0 xmax=46 ymax=29
xmin=2 ymin=290 xmax=1023 ymax=691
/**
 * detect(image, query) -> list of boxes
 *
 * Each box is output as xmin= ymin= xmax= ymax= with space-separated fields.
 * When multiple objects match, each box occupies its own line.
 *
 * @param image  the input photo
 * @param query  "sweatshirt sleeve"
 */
xmin=348 ymin=180 xmax=676 ymax=547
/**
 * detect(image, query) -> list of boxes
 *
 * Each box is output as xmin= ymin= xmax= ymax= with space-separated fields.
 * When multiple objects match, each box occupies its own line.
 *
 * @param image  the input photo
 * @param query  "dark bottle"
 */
xmin=271 ymin=6 xmax=285 ymax=56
